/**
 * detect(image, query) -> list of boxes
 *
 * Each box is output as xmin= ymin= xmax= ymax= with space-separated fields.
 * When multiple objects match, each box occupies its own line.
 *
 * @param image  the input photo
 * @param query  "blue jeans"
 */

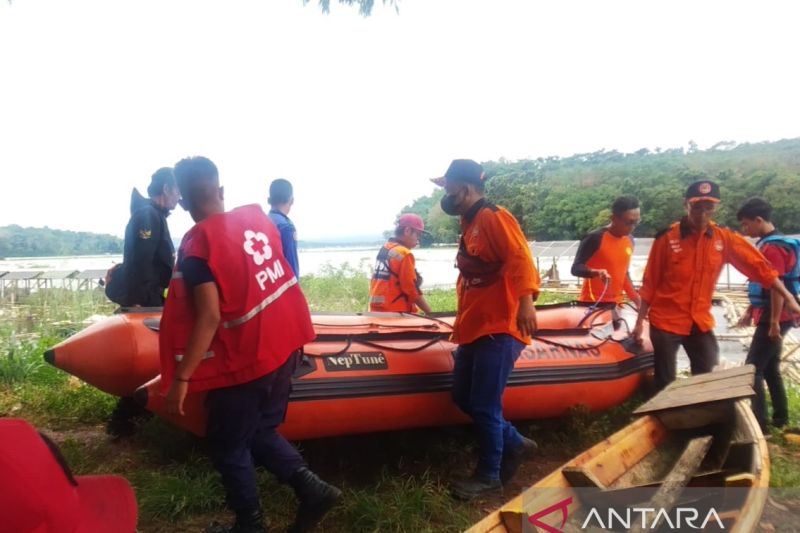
xmin=451 ymin=334 xmax=525 ymax=481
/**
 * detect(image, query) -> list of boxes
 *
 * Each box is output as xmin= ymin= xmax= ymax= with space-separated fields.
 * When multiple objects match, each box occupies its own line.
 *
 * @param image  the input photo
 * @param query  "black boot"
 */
xmin=287 ymin=467 xmax=342 ymax=533
xmin=450 ymin=475 xmax=502 ymax=501
xmin=106 ymin=396 xmax=152 ymax=439
xmin=206 ymin=508 xmax=267 ymax=533
xmin=500 ymin=436 xmax=538 ymax=484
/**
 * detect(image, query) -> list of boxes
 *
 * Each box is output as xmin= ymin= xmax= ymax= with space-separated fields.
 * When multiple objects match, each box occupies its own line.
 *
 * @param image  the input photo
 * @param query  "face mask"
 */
xmin=440 ymin=189 xmax=464 ymax=216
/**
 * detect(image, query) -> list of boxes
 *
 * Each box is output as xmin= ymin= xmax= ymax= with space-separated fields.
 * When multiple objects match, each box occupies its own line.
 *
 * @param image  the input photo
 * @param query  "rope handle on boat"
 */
xmin=582 ymin=278 xmax=611 ymax=318
xmin=302 ymin=335 xmax=448 ymax=357
xmin=303 ymin=328 xmax=627 ymax=357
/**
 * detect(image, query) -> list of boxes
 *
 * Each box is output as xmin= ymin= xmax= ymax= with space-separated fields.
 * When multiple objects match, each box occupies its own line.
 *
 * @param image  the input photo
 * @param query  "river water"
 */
xmin=0 ymin=244 xmax=752 ymax=367
xmin=0 ymin=243 xmax=751 ymax=289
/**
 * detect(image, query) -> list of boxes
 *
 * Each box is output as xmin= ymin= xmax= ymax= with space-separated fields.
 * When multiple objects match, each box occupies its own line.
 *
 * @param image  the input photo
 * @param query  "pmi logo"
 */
xmin=527 ymin=496 xmax=725 ymax=531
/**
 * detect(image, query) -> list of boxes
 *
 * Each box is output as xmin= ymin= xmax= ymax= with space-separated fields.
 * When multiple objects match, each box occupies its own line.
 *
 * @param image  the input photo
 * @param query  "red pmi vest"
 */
xmin=159 ymin=204 xmax=315 ymax=392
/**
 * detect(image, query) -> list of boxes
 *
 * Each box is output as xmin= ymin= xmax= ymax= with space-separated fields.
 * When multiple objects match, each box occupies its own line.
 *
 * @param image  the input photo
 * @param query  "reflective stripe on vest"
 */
xmin=223 ymin=276 xmax=299 ymax=328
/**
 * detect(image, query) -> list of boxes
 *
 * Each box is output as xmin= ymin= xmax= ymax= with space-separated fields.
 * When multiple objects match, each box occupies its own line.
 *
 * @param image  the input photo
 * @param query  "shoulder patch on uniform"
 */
xmin=138 ymin=229 xmax=152 ymax=239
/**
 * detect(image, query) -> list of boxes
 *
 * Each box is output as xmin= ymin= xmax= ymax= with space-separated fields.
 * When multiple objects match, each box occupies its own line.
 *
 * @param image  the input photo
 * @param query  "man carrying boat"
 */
xmin=432 ymin=158 xmax=540 ymax=500
xmin=369 ymin=213 xmax=432 ymax=314
xmin=571 ymin=195 xmax=641 ymax=306
xmin=736 ymin=197 xmax=799 ymax=432
xmin=161 ymin=157 xmax=341 ymax=533
xmin=633 ymin=180 xmax=800 ymax=391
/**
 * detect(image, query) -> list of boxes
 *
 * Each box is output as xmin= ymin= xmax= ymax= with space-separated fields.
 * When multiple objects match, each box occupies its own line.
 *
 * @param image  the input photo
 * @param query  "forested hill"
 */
xmin=402 ymin=138 xmax=800 ymax=243
xmin=0 ymin=225 xmax=123 ymax=258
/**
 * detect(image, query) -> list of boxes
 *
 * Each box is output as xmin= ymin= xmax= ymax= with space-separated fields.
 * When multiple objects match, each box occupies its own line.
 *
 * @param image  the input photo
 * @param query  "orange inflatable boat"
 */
xmin=45 ymin=302 xmax=653 ymax=440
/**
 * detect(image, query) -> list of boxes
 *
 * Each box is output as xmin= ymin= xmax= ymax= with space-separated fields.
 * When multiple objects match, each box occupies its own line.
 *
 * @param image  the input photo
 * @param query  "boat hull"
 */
xmin=467 ymin=376 xmax=768 ymax=533
xmin=46 ymin=302 xmax=653 ymax=439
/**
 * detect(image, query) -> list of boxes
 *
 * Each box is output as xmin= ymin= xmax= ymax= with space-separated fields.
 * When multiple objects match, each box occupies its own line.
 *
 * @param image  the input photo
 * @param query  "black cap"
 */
xmin=685 ymin=180 xmax=721 ymax=203
xmin=431 ymin=159 xmax=486 ymax=187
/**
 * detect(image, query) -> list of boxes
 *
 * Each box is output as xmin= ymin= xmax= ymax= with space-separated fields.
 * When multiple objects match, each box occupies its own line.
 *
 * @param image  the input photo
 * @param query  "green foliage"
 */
xmin=403 ymin=138 xmax=800 ymax=241
xmin=305 ymin=0 xmax=398 ymax=16
xmin=0 ymin=224 xmax=123 ymax=257
xmin=129 ymin=458 xmax=225 ymax=520
xmin=335 ymin=469 xmax=472 ymax=532
xmin=300 ymin=262 xmax=371 ymax=312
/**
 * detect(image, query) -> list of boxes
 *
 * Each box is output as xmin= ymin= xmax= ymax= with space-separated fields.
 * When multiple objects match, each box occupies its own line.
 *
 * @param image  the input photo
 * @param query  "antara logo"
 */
xmin=243 ymin=230 xmax=272 ymax=265
xmin=526 ymin=497 xmax=726 ymax=532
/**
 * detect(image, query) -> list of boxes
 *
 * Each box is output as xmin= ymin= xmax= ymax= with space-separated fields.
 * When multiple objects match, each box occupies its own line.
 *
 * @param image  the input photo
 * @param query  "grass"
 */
xmin=769 ymin=384 xmax=800 ymax=488
xmin=4 ymin=272 xmax=799 ymax=531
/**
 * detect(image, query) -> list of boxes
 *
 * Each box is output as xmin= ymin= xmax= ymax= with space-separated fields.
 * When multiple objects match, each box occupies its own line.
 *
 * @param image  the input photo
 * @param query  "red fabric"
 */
xmin=159 ymin=204 xmax=315 ymax=392
xmin=753 ymin=242 xmax=798 ymax=323
xmin=0 ymin=418 xmax=137 ymax=533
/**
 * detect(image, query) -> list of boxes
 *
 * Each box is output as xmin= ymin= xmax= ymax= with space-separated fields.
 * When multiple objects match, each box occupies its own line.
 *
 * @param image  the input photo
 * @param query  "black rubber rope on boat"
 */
xmin=576 ymin=305 xmax=613 ymax=329
xmin=304 ymin=332 xmax=622 ymax=357
xmin=303 ymin=335 xmax=447 ymax=357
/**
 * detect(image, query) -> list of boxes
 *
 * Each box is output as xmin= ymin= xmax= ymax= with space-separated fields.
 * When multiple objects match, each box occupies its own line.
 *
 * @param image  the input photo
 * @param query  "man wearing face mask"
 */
xmin=633 ymin=180 xmax=800 ymax=392
xmin=432 ymin=159 xmax=540 ymax=500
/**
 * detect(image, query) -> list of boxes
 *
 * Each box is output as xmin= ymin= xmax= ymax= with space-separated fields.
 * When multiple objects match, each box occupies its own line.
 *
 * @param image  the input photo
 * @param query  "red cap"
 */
xmin=396 ymin=213 xmax=429 ymax=234
xmin=0 ymin=418 xmax=138 ymax=533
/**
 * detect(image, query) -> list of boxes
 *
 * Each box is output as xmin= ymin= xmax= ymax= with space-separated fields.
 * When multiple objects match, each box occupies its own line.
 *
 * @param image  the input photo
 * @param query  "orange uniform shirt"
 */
xmin=369 ymin=241 xmax=421 ymax=313
xmin=572 ymin=228 xmax=637 ymax=303
xmin=640 ymin=219 xmax=778 ymax=335
xmin=452 ymin=200 xmax=541 ymax=345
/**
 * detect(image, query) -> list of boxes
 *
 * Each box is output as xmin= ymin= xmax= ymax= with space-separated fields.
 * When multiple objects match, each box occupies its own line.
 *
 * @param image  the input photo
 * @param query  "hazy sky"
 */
xmin=1 ymin=0 xmax=798 ymax=241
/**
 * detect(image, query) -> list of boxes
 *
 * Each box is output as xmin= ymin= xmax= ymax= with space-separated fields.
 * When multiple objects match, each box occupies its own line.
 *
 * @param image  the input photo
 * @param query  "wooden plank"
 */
xmin=576 ymin=422 xmax=669 ymax=488
xmin=562 ymin=466 xmax=606 ymax=489
xmin=646 ymin=375 xmax=754 ymax=403
xmin=636 ymin=382 xmax=742 ymax=413
xmin=653 ymin=379 xmax=755 ymax=404
xmin=653 ymin=400 xmax=736 ymax=430
xmin=635 ymin=386 xmax=754 ymax=415
xmin=628 ymin=436 xmax=713 ymax=533
xmin=725 ymin=473 xmax=756 ymax=487
xmin=663 ymin=366 xmax=754 ymax=390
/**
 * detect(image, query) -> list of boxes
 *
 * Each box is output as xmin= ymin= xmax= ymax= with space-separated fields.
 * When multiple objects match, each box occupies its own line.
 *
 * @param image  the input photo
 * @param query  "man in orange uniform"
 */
xmin=369 ymin=213 xmax=432 ymax=314
xmin=633 ymin=180 xmax=800 ymax=391
xmin=571 ymin=195 xmax=641 ymax=305
xmin=161 ymin=157 xmax=341 ymax=533
xmin=432 ymin=159 xmax=540 ymax=500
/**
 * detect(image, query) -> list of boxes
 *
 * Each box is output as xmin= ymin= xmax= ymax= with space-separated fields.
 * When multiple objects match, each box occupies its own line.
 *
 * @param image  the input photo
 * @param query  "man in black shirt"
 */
xmin=121 ymin=167 xmax=180 ymax=307
xmin=107 ymin=167 xmax=180 ymax=439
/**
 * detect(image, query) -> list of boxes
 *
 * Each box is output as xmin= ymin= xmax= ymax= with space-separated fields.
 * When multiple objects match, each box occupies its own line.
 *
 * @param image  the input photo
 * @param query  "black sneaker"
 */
xmin=500 ymin=436 xmax=538 ymax=484
xmin=450 ymin=475 xmax=503 ymax=501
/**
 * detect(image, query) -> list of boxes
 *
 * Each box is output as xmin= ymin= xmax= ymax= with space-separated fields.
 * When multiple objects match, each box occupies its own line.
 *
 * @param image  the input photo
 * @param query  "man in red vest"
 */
xmin=161 ymin=156 xmax=341 ymax=533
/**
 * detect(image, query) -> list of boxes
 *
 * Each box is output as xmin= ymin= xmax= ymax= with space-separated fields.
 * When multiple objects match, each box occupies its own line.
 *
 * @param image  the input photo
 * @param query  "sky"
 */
xmin=1 ymin=0 xmax=799 ymax=241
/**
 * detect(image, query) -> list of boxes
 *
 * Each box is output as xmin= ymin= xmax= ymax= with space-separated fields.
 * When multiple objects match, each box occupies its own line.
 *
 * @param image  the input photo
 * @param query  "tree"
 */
xmin=390 ymin=138 xmax=800 ymax=243
xmin=305 ymin=0 xmax=398 ymax=16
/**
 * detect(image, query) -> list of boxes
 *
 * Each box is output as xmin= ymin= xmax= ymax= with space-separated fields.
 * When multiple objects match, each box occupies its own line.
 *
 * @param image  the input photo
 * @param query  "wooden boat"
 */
xmin=45 ymin=302 xmax=653 ymax=440
xmin=467 ymin=365 xmax=768 ymax=533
